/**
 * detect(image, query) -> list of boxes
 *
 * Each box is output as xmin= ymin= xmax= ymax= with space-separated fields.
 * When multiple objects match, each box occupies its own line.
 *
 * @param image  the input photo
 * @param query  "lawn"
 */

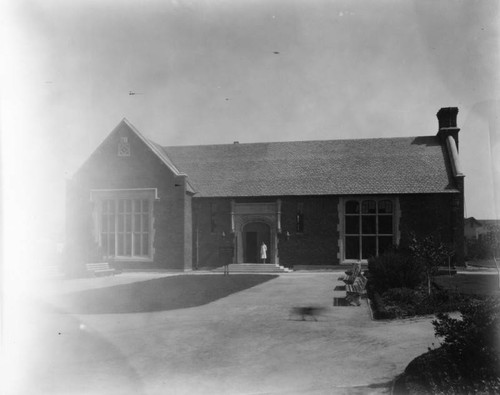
xmin=434 ymin=274 xmax=500 ymax=296
xmin=467 ymin=259 xmax=499 ymax=268
xmin=7 ymin=272 xmax=444 ymax=395
xmin=58 ymin=274 xmax=278 ymax=314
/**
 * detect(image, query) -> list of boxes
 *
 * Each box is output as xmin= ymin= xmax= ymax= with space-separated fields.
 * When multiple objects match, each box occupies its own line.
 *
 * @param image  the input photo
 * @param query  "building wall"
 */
xmin=278 ymin=196 xmax=340 ymax=267
xmin=184 ymin=191 xmax=193 ymax=271
xmin=399 ymin=194 xmax=454 ymax=243
xmin=68 ymin=123 xmax=464 ymax=272
xmin=66 ymin=123 xmax=192 ymax=273
xmin=192 ymin=193 xmax=463 ymax=268
xmin=193 ymin=196 xmax=341 ymax=268
xmin=66 ymin=181 xmax=96 ymax=276
xmin=398 ymin=193 xmax=464 ymax=265
xmin=193 ymin=198 xmax=233 ymax=268
xmin=454 ymin=178 xmax=465 ymax=266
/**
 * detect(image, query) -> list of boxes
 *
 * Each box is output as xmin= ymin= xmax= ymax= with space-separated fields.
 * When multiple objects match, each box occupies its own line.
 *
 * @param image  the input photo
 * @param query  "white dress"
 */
xmin=260 ymin=243 xmax=267 ymax=259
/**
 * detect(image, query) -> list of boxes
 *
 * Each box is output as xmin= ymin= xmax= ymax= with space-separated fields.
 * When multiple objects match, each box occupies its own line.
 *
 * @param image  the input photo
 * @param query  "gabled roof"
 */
xmin=73 ymin=119 xmax=196 ymax=193
xmin=120 ymin=119 xmax=197 ymax=193
xmin=465 ymin=217 xmax=483 ymax=227
xmin=119 ymin=118 xmax=182 ymax=175
xmin=147 ymin=138 xmax=196 ymax=193
xmin=160 ymin=135 xmax=460 ymax=197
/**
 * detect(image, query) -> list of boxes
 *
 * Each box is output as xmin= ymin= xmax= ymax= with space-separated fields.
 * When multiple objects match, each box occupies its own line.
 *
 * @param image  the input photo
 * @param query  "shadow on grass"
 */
xmin=61 ymin=274 xmax=278 ymax=314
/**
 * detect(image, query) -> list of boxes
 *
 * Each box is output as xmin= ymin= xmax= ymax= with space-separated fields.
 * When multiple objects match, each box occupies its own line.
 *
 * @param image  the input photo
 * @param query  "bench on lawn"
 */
xmin=86 ymin=262 xmax=116 ymax=277
xmin=345 ymin=275 xmax=367 ymax=306
xmin=338 ymin=262 xmax=362 ymax=285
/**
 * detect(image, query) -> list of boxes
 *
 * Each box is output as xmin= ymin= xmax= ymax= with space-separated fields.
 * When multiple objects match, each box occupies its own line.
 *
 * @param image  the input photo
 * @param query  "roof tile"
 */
xmin=162 ymin=136 xmax=459 ymax=197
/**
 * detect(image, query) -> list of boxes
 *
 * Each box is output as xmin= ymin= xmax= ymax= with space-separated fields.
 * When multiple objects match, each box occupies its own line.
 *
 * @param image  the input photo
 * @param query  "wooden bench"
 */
xmin=338 ymin=263 xmax=361 ymax=284
xmin=86 ymin=262 xmax=116 ymax=277
xmin=345 ymin=275 xmax=367 ymax=306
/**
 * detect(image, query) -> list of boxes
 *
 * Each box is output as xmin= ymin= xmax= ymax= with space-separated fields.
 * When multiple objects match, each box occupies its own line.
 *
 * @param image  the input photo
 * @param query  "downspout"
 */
xmin=175 ymin=173 xmax=190 ymax=271
xmin=446 ymin=136 xmax=464 ymax=177
xmin=446 ymin=136 xmax=465 ymax=266
xmin=231 ymin=200 xmax=236 ymax=263
xmin=195 ymin=202 xmax=199 ymax=270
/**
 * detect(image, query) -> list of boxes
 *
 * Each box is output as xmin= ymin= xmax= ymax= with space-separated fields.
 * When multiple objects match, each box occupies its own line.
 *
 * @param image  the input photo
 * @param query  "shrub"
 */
xmin=466 ymin=229 xmax=500 ymax=260
xmin=368 ymin=249 xmax=424 ymax=293
xmin=395 ymin=297 xmax=500 ymax=394
xmin=381 ymin=288 xmax=425 ymax=318
xmin=466 ymin=238 xmax=488 ymax=260
xmin=432 ymin=297 xmax=500 ymax=382
xmin=383 ymin=287 xmax=419 ymax=305
xmin=368 ymin=290 xmax=392 ymax=320
xmin=408 ymin=233 xmax=454 ymax=295
xmin=415 ymin=289 xmax=465 ymax=316
xmin=376 ymin=286 xmax=467 ymax=319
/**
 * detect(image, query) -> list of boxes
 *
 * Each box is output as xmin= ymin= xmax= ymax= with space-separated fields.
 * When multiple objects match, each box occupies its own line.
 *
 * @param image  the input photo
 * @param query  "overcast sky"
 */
xmin=2 ymin=0 xmax=500 ymax=259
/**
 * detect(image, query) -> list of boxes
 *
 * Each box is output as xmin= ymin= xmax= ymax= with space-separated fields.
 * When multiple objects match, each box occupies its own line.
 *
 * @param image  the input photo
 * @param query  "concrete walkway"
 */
xmin=4 ymin=272 xmax=439 ymax=395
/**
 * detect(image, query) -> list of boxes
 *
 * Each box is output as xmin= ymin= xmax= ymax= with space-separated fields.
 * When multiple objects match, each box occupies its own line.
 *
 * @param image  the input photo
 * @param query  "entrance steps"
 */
xmin=212 ymin=263 xmax=293 ymax=273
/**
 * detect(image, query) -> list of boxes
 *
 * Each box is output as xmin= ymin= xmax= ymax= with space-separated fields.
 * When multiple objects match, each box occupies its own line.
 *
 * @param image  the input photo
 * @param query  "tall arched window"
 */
xmin=344 ymin=198 xmax=394 ymax=260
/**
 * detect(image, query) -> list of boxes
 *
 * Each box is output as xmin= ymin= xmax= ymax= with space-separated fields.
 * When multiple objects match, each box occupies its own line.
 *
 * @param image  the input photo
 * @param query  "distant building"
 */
xmin=465 ymin=218 xmax=500 ymax=241
xmin=66 ymin=107 xmax=465 ymax=273
xmin=464 ymin=217 xmax=484 ymax=241
xmin=464 ymin=218 xmax=500 ymax=259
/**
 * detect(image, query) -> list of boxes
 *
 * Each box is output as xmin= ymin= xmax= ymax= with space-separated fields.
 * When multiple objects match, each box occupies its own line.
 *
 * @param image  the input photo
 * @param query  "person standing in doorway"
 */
xmin=260 ymin=241 xmax=267 ymax=263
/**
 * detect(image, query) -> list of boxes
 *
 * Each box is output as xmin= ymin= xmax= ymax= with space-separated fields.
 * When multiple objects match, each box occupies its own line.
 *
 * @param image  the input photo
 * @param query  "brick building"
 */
xmin=66 ymin=107 xmax=465 ymax=274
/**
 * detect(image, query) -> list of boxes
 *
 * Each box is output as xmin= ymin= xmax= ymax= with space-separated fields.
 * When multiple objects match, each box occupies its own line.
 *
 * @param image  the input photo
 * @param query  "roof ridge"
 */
xmin=161 ymin=135 xmax=436 ymax=149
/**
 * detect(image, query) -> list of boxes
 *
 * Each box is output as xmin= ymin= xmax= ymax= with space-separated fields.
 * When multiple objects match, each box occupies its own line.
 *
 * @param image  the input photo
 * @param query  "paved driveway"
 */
xmin=4 ymin=272 xmax=437 ymax=395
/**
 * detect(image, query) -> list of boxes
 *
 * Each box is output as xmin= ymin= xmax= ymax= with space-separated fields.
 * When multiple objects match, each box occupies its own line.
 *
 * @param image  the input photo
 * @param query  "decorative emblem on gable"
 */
xmin=118 ymin=136 xmax=131 ymax=157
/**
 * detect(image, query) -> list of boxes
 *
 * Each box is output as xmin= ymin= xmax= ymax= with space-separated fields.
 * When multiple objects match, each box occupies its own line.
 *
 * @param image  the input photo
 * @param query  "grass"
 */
xmin=434 ymin=274 xmax=500 ymax=296
xmin=467 ymin=259 xmax=499 ymax=268
xmin=59 ymin=274 xmax=278 ymax=314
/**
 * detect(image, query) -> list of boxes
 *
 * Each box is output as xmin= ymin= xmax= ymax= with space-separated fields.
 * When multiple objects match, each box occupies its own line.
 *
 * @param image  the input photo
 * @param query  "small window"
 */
xmin=296 ymin=203 xmax=304 ymax=233
xmin=118 ymin=136 xmax=131 ymax=157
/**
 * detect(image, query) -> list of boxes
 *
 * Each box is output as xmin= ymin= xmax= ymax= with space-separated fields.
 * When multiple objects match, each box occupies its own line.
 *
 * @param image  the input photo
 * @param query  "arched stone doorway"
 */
xmin=231 ymin=201 xmax=280 ymax=265
xmin=242 ymin=222 xmax=271 ymax=263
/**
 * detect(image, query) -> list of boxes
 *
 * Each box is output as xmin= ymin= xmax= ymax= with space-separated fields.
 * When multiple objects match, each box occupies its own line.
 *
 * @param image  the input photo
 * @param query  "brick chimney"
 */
xmin=436 ymin=107 xmax=460 ymax=149
xmin=436 ymin=107 xmax=465 ymax=267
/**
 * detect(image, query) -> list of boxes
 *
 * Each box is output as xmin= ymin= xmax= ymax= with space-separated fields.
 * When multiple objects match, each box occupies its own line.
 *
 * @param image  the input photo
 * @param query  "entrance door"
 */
xmin=245 ymin=232 xmax=258 ymax=262
xmin=243 ymin=222 xmax=271 ymax=263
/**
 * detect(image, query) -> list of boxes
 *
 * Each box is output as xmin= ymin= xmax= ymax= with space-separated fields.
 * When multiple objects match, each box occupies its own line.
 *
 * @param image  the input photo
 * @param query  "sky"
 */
xmin=2 ymin=0 xmax=500 ymax=265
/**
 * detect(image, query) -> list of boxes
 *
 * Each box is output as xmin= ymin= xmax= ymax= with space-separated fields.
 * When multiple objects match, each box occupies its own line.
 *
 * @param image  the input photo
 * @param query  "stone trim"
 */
xmin=232 ymin=201 xmax=281 ymax=264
